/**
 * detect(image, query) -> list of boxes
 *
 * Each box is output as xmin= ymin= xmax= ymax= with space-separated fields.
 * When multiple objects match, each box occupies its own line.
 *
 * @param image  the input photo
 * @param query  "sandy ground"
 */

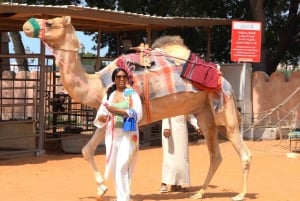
xmin=1 ymin=139 xmax=300 ymax=201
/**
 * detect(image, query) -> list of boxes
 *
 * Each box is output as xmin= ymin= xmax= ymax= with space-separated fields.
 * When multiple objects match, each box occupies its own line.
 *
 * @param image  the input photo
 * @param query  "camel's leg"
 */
xmin=219 ymin=96 xmax=252 ymax=201
xmin=190 ymin=108 xmax=222 ymax=199
xmin=82 ymin=127 xmax=108 ymax=198
xmin=227 ymin=131 xmax=252 ymax=201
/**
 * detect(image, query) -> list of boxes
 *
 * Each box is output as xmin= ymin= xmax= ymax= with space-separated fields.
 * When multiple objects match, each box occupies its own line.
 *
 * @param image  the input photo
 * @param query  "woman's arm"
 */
xmin=93 ymin=94 xmax=110 ymax=128
xmin=105 ymin=105 xmax=129 ymax=117
xmin=101 ymin=90 xmax=142 ymax=119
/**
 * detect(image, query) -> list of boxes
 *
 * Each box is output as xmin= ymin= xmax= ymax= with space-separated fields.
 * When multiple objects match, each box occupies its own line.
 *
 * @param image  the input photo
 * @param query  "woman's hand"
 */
xmin=98 ymin=114 xmax=110 ymax=123
xmin=105 ymin=105 xmax=116 ymax=114
xmin=105 ymin=105 xmax=127 ymax=116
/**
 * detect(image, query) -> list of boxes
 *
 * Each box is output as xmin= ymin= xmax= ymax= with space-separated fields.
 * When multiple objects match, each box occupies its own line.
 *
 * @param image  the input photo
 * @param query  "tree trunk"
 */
xmin=0 ymin=32 xmax=11 ymax=74
xmin=9 ymin=32 xmax=28 ymax=71
xmin=248 ymin=0 xmax=266 ymax=73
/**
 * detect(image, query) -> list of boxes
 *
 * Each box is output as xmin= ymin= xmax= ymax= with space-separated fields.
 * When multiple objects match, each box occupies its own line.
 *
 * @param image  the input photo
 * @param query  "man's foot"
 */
xmin=179 ymin=186 xmax=189 ymax=192
xmin=160 ymin=183 xmax=168 ymax=193
xmin=170 ymin=185 xmax=188 ymax=192
xmin=170 ymin=185 xmax=178 ymax=192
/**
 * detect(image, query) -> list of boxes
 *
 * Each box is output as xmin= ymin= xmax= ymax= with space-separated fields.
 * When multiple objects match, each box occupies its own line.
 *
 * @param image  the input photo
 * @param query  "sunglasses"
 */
xmin=115 ymin=75 xmax=128 ymax=79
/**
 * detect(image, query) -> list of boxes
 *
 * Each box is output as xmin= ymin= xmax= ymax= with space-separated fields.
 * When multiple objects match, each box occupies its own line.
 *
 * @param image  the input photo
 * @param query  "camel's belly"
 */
xmin=139 ymin=91 xmax=208 ymax=125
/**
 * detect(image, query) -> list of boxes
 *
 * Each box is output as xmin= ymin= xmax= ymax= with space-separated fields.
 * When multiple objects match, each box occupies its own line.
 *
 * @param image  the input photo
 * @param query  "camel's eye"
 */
xmin=45 ymin=21 xmax=53 ymax=28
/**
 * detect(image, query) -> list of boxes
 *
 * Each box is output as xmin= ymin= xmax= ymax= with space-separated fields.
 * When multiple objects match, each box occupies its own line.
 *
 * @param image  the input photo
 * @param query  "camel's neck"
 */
xmin=54 ymin=48 xmax=84 ymax=75
xmin=54 ymin=46 xmax=76 ymax=60
xmin=46 ymin=28 xmax=106 ymax=108
xmin=51 ymin=28 xmax=86 ymax=82
xmin=52 ymin=47 xmax=104 ymax=109
xmin=54 ymin=48 xmax=83 ymax=91
xmin=51 ymin=26 xmax=79 ymax=51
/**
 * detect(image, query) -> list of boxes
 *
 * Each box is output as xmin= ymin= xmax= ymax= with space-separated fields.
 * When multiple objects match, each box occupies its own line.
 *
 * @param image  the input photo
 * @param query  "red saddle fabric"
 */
xmin=181 ymin=53 xmax=221 ymax=90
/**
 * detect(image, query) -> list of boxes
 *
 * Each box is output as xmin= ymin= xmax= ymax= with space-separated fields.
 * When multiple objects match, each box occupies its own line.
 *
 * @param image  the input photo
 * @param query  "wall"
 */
xmin=252 ymin=71 xmax=300 ymax=139
xmin=0 ymin=121 xmax=35 ymax=149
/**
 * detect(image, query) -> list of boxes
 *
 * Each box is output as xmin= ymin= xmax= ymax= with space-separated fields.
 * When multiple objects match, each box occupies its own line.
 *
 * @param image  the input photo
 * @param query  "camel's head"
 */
xmin=23 ymin=16 xmax=80 ymax=49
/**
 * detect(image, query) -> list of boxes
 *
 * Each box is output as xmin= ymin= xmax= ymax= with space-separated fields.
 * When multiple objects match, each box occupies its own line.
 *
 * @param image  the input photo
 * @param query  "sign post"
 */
xmin=231 ymin=20 xmax=262 ymax=63
xmin=230 ymin=20 xmax=262 ymax=139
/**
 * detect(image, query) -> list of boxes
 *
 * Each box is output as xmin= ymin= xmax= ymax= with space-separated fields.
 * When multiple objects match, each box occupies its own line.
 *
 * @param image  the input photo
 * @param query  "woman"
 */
xmin=94 ymin=68 xmax=143 ymax=201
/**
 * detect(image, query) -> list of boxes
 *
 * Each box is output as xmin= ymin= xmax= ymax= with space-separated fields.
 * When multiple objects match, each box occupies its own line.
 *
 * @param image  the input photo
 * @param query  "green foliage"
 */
xmin=13 ymin=0 xmax=81 ymax=4
xmin=84 ymin=0 xmax=116 ymax=9
xmin=15 ymin=0 xmax=298 ymax=74
xmin=81 ymin=52 xmax=96 ymax=66
xmin=95 ymin=0 xmax=239 ymax=63
xmin=264 ymin=0 xmax=300 ymax=65
xmin=117 ymin=0 xmax=299 ymax=74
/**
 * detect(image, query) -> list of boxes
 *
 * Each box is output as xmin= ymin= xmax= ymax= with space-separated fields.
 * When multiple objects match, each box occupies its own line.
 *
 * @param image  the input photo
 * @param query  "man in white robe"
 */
xmin=160 ymin=114 xmax=199 ymax=193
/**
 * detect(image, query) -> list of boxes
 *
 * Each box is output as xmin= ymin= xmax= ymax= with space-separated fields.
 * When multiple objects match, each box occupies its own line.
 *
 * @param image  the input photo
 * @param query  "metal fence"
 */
xmin=0 ymin=54 xmax=96 ymax=157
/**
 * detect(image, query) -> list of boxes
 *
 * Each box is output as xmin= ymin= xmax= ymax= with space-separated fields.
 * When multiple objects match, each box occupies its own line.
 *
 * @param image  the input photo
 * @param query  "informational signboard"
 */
xmin=231 ymin=21 xmax=262 ymax=62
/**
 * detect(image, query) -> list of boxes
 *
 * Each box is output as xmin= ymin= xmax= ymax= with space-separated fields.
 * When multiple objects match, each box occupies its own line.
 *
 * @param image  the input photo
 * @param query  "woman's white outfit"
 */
xmin=94 ymin=88 xmax=143 ymax=201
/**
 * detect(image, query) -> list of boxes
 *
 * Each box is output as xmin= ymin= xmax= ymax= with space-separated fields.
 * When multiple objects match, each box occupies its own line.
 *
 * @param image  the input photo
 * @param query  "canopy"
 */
xmin=0 ymin=3 xmax=231 ymax=32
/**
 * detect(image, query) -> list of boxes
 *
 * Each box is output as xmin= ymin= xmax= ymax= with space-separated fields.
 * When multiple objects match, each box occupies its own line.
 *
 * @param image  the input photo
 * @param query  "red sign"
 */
xmin=231 ymin=21 xmax=262 ymax=62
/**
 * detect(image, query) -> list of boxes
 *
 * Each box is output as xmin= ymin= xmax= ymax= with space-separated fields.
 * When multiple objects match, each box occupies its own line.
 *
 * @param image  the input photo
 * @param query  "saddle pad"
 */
xmin=99 ymin=50 xmax=198 ymax=100
xmin=128 ymin=51 xmax=197 ymax=99
xmin=181 ymin=53 xmax=220 ymax=89
xmin=98 ymin=49 xmax=231 ymax=113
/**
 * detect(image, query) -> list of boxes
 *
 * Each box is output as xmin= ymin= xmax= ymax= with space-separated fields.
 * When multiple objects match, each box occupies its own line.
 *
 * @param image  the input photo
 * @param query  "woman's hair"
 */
xmin=106 ymin=68 xmax=129 ymax=100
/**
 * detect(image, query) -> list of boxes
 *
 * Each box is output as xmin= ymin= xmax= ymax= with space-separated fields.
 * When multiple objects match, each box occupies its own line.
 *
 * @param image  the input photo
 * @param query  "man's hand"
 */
xmin=163 ymin=129 xmax=171 ymax=138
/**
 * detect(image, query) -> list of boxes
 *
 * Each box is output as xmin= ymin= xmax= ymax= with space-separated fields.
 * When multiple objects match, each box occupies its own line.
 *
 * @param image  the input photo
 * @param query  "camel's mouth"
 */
xmin=23 ymin=18 xmax=40 ymax=38
xmin=23 ymin=22 xmax=35 ymax=37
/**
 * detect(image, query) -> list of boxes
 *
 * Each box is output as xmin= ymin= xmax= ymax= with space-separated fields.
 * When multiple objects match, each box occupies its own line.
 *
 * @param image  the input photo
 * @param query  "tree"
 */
xmin=262 ymin=0 xmax=299 ymax=75
xmin=86 ymin=0 xmax=299 ymax=75
xmin=15 ymin=0 xmax=80 ymax=4
xmin=4 ymin=0 xmax=299 ymax=75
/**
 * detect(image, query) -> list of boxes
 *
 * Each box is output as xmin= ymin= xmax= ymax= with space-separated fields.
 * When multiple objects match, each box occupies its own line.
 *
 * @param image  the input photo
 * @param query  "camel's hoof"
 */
xmin=231 ymin=194 xmax=245 ymax=201
xmin=95 ymin=195 xmax=105 ymax=201
xmin=190 ymin=192 xmax=203 ymax=199
xmin=96 ymin=185 xmax=108 ymax=201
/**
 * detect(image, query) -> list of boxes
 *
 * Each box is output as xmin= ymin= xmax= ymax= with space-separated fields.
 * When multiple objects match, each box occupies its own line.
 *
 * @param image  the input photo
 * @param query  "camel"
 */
xmin=23 ymin=16 xmax=251 ymax=201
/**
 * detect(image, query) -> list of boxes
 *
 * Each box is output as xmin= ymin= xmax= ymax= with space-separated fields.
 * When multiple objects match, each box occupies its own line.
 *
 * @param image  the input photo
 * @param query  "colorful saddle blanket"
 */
xmin=99 ymin=49 xmax=221 ymax=100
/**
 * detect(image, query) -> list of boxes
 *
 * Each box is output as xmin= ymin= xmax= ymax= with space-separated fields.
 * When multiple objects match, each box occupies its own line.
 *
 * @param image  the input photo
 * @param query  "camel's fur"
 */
xmin=23 ymin=16 xmax=252 ymax=200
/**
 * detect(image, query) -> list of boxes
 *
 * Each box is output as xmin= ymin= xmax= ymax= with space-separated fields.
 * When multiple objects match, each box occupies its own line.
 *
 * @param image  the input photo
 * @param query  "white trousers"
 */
xmin=105 ymin=131 xmax=138 ymax=201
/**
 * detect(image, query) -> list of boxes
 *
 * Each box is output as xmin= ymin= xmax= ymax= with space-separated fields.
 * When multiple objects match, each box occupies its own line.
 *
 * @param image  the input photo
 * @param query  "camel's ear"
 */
xmin=62 ymin=16 xmax=71 ymax=25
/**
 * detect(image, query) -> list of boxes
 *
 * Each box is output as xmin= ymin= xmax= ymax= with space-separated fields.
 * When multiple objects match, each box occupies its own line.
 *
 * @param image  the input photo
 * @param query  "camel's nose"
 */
xmin=22 ymin=22 xmax=34 ymax=37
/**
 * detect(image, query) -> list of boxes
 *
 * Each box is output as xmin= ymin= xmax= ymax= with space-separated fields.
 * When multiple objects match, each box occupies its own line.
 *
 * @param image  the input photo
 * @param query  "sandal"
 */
xmin=179 ymin=187 xmax=189 ymax=192
xmin=170 ymin=185 xmax=189 ymax=192
xmin=160 ymin=183 xmax=168 ymax=193
xmin=170 ymin=185 xmax=178 ymax=192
